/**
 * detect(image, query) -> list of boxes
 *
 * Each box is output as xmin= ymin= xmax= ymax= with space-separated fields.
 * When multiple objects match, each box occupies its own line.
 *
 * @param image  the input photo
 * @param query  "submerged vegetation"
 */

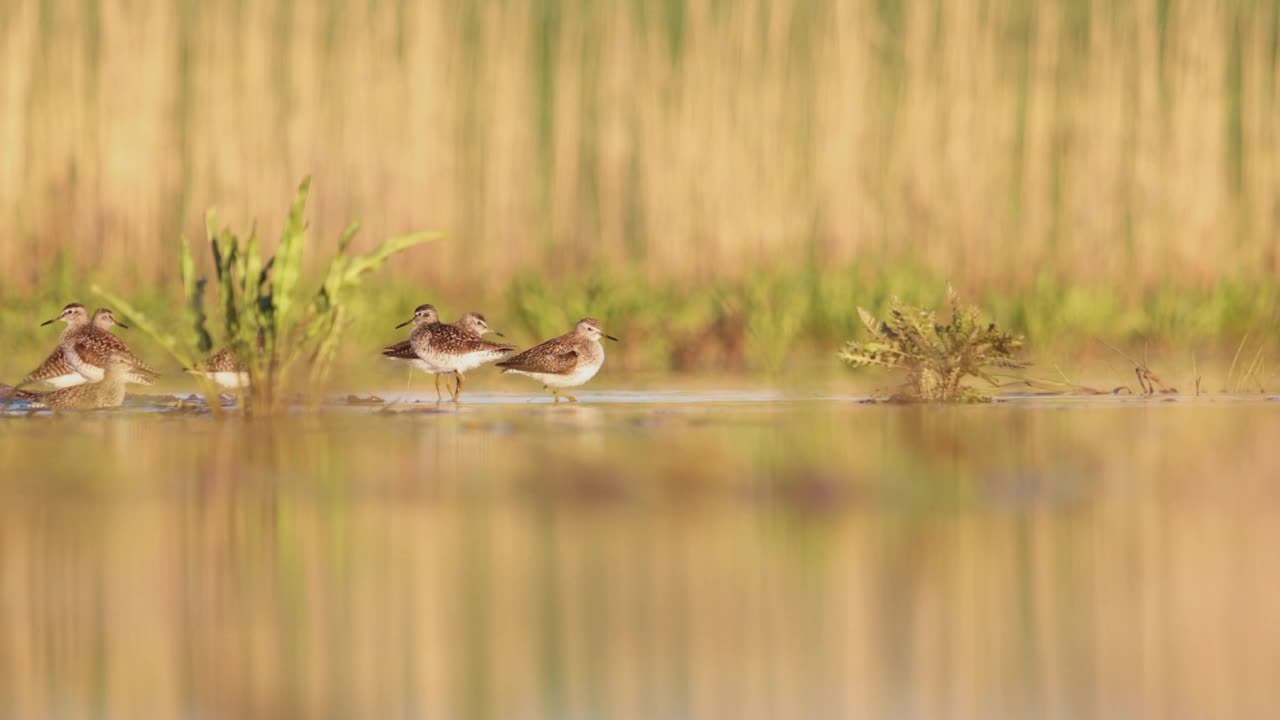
xmin=93 ymin=178 xmax=437 ymax=411
xmin=840 ymin=290 xmax=1026 ymax=403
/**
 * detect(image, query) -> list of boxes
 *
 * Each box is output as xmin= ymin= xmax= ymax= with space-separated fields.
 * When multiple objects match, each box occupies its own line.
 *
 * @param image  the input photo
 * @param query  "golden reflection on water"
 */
xmin=1 ymin=398 xmax=1279 ymax=719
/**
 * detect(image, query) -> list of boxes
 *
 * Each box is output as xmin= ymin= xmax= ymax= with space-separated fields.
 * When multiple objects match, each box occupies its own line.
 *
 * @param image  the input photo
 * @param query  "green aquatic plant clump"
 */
xmin=94 ymin=177 xmax=439 ymax=411
xmin=840 ymin=289 xmax=1026 ymax=403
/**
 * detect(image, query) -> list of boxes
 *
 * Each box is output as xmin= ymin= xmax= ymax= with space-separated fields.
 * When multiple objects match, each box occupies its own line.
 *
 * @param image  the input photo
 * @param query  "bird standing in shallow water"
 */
xmin=497 ymin=318 xmax=618 ymax=403
xmin=384 ymin=305 xmax=515 ymax=402
xmin=40 ymin=303 xmax=158 ymax=385
xmin=13 ymin=353 xmax=135 ymax=410
xmin=381 ymin=304 xmax=446 ymax=399
xmin=23 ymin=308 xmax=127 ymax=388
xmin=186 ymin=348 xmax=249 ymax=389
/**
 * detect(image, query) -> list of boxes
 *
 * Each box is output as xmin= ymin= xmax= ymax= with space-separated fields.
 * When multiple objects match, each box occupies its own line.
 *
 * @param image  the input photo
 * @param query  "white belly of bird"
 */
xmin=446 ymin=349 xmax=512 ymax=374
xmin=384 ymin=356 xmax=444 ymax=375
xmin=42 ymin=373 xmax=89 ymax=389
xmin=420 ymin=349 xmax=505 ymax=375
xmin=512 ymin=358 xmax=604 ymax=389
xmin=407 ymin=358 xmax=443 ymax=375
xmin=64 ymin=347 xmax=151 ymax=385
xmin=73 ymin=361 xmax=105 ymax=382
xmin=206 ymin=371 xmax=251 ymax=389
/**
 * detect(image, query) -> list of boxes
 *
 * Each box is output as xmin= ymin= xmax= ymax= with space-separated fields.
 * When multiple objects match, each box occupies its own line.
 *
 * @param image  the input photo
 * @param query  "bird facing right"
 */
xmin=497 ymin=318 xmax=618 ymax=403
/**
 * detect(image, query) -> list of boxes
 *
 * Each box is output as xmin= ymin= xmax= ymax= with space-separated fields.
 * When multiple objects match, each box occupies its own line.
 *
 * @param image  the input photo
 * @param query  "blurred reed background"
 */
xmin=4 ymin=0 xmax=1278 ymax=288
xmin=1 ymin=0 xmax=1278 ymax=372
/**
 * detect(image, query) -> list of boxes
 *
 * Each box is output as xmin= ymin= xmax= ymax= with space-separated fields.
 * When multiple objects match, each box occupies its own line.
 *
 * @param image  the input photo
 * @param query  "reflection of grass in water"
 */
xmin=4 ymin=404 xmax=1280 ymax=716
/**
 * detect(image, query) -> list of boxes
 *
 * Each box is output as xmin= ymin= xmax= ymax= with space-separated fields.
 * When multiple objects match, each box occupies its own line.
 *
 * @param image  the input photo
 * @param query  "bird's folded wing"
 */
xmin=500 ymin=348 xmax=578 ymax=374
xmin=22 ymin=347 xmax=76 ymax=383
xmin=381 ymin=340 xmax=418 ymax=359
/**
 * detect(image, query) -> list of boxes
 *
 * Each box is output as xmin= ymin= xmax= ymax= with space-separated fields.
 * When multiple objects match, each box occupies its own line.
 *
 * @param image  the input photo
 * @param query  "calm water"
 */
xmin=2 ymin=392 xmax=1278 ymax=719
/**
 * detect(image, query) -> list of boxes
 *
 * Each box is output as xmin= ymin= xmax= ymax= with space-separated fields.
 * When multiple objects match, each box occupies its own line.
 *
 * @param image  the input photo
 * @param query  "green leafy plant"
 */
xmin=94 ymin=177 xmax=439 ymax=411
xmin=839 ymin=288 xmax=1026 ymax=402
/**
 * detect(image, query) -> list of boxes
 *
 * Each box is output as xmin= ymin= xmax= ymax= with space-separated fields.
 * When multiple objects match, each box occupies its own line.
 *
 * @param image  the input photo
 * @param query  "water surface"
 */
xmin=2 ymin=392 xmax=1278 ymax=719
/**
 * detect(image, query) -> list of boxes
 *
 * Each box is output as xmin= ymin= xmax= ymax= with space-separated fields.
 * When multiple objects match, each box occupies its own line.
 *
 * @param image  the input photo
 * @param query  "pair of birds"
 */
xmin=382 ymin=304 xmax=618 ymax=403
xmin=3 ymin=304 xmax=158 ymax=409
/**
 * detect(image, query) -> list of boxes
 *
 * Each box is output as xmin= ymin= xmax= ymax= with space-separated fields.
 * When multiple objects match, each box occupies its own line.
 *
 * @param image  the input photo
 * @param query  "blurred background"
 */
xmin=4 ymin=3 xmax=1280 ymax=719
xmin=1 ymin=0 xmax=1278 ymax=378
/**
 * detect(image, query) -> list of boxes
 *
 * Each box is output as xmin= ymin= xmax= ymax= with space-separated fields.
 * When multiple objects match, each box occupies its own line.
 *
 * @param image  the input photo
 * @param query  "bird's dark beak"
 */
xmin=494 ymin=331 xmax=506 ymax=337
xmin=605 ymin=334 xmax=620 ymax=342
xmin=116 ymin=322 xmax=130 ymax=330
xmin=395 ymin=319 xmax=412 ymax=329
xmin=40 ymin=318 xmax=56 ymax=326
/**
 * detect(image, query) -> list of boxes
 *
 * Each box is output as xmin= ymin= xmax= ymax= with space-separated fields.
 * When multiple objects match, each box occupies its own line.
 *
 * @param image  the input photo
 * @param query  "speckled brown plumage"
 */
xmin=23 ymin=308 xmax=123 ymax=387
xmin=384 ymin=304 xmax=515 ymax=401
xmin=497 ymin=318 xmax=617 ymax=402
xmin=382 ymin=311 xmax=510 ymax=362
xmin=498 ymin=319 xmax=610 ymax=376
xmin=62 ymin=327 xmax=157 ymax=384
xmin=381 ymin=339 xmax=418 ymax=360
xmin=13 ymin=354 xmax=133 ymax=410
xmin=412 ymin=322 xmax=514 ymax=359
xmin=193 ymin=347 xmax=244 ymax=372
xmin=185 ymin=347 xmax=251 ymax=389
xmin=40 ymin=303 xmax=157 ymax=385
xmin=497 ymin=342 xmax=581 ymax=375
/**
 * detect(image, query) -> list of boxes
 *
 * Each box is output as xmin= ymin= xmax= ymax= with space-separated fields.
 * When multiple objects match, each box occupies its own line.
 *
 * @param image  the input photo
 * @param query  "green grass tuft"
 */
xmin=94 ymin=177 xmax=439 ymax=411
xmin=839 ymin=288 xmax=1026 ymax=403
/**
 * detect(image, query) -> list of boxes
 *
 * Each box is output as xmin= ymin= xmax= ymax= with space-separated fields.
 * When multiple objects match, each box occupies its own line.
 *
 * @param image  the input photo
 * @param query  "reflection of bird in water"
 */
xmin=12 ymin=353 xmax=135 ymax=410
xmin=23 ymin=308 xmax=127 ymax=388
xmin=498 ymin=318 xmax=618 ymax=403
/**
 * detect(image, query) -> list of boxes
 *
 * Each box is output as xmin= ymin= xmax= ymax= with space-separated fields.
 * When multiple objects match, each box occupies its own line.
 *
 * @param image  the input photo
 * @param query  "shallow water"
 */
xmin=2 ymin=391 xmax=1279 ymax=719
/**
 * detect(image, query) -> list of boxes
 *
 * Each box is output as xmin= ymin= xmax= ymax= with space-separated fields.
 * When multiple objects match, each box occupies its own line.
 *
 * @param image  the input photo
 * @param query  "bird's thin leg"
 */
xmin=452 ymin=373 xmax=465 ymax=402
xmin=404 ymin=367 xmax=413 ymax=397
xmin=434 ymin=374 xmax=442 ymax=402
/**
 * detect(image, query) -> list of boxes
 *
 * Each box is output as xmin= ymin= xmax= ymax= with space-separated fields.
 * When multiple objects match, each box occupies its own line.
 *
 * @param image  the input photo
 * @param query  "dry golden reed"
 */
xmin=0 ymin=0 xmax=1276 ymax=295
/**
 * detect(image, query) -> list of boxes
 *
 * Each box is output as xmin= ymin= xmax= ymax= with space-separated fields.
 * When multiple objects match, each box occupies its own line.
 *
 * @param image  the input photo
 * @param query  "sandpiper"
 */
xmin=40 ymin=303 xmax=158 ymax=385
xmin=497 ymin=318 xmax=618 ymax=403
xmin=13 ymin=352 xmax=134 ymax=410
xmin=381 ymin=304 xmax=447 ymax=398
xmin=23 ymin=308 xmax=126 ymax=388
xmin=187 ymin=348 xmax=249 ymax=389
xmin=384 ymin=305 xmax=515 ymax=401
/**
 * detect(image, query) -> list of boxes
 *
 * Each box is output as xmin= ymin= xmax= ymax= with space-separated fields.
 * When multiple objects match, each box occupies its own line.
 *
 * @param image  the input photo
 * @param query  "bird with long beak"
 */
xmin=13 ymin=352 xmax=136 ymax=410
xmin=497 ymin=318 xmax=619 ymax=403
xmin=36 ymin=303 xmax=157 ymax=386
xmin=382 ymin=305 xmax=515 ymax=401
xmin=23 ymin=308 xmax=128 ymax=388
